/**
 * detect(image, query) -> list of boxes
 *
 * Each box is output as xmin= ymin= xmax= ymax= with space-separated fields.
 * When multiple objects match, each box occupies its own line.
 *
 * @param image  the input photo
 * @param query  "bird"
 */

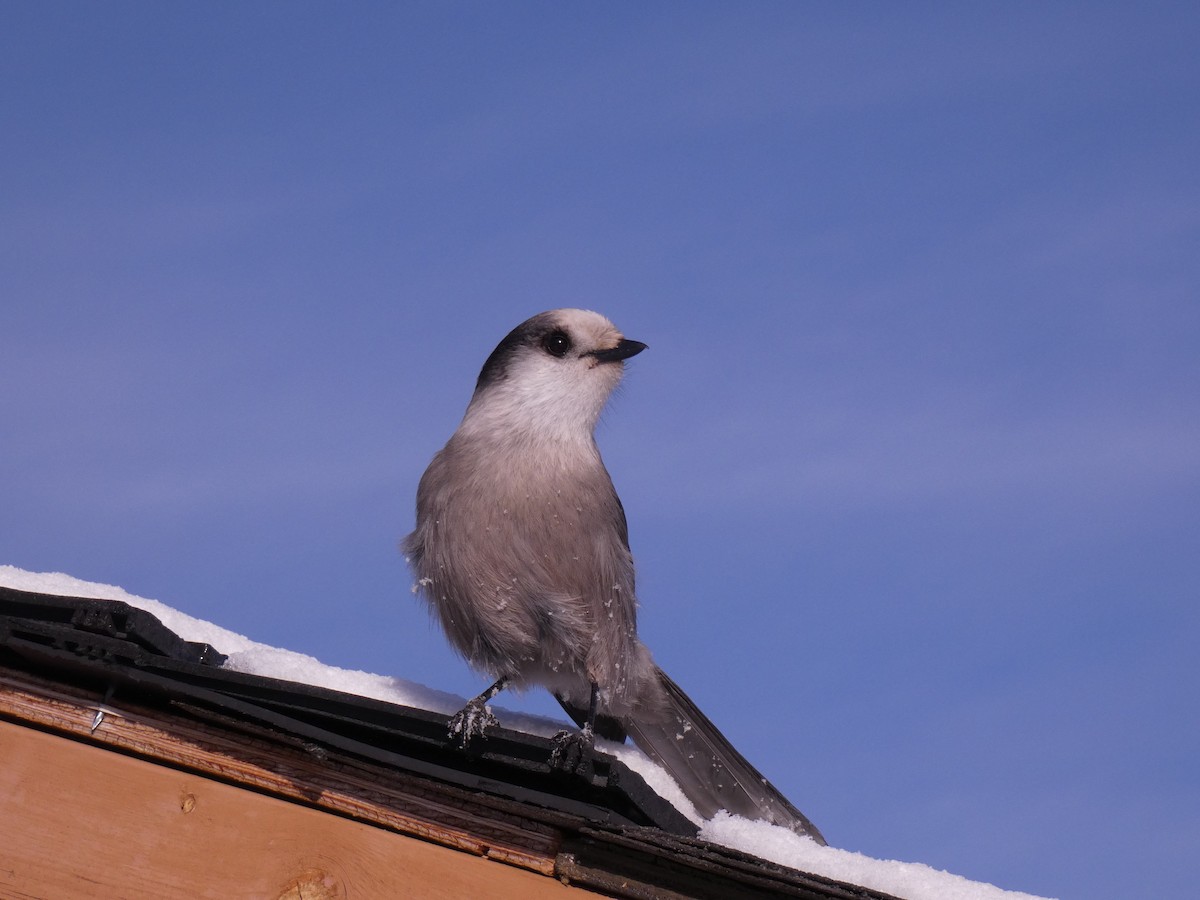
xmin=402 ymin=308 xmax=824 ymax=842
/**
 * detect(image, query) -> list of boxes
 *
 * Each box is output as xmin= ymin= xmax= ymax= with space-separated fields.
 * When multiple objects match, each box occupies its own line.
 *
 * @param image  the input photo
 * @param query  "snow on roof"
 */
xmin=0 ymin=565 xmax=1052 ymax=900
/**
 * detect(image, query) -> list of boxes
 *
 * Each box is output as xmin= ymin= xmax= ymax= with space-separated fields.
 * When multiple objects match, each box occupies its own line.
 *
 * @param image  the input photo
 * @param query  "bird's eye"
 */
xmin=541 ymin=330 xmax=572 ymax=358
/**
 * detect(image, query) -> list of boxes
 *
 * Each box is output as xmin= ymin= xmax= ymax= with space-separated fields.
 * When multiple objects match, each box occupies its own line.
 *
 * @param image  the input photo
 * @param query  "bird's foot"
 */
xmin=448 ymin=698 xmax=499 ymax=747
xmin=549 ymin=726 xmax=595 ymax=779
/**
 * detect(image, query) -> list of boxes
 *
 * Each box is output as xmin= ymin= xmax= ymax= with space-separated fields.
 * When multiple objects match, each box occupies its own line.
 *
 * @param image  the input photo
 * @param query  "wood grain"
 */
xmin=0 ymin=718 xmax=580 ymax=899
xmin=0 ymin=672 xmax=564 ymax=876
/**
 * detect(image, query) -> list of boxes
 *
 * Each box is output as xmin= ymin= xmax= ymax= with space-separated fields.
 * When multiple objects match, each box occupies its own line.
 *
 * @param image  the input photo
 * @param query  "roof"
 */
xmin=0 ymin=584 xmax=902 ymax=900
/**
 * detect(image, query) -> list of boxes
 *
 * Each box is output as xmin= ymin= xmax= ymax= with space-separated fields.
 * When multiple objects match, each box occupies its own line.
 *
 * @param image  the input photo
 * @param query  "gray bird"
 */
xmin=403 ymin=308 xmax=824 ymax=842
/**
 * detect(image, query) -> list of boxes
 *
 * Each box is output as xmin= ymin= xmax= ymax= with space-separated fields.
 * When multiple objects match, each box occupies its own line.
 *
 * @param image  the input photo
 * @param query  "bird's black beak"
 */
xmin=591 ymin=339 xmax=647 ymax=363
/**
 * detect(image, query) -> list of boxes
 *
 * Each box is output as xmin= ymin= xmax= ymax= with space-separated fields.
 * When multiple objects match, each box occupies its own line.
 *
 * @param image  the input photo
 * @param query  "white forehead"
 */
xmin=546 ymin=308 xmax=623 ymax=346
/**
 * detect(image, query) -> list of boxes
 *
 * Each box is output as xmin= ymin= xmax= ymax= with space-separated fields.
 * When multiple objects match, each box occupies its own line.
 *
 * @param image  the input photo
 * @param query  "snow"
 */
xmin=700 ymin=813 xmax=1052 ymax=900
xmin=0 ymin=565 xmax=1053 ymax=900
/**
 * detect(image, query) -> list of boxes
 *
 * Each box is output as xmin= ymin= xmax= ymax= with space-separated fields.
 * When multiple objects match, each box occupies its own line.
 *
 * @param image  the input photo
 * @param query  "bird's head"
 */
xmin=461 ymin=308 xmax=646 ymax=442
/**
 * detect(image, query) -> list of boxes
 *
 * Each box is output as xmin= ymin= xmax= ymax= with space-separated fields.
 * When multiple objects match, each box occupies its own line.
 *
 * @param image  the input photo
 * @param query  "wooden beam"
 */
xmin=0 ymin=718 xmax=579 ymax=898
xmin=0 ymin=672 xmax=565 ymax=878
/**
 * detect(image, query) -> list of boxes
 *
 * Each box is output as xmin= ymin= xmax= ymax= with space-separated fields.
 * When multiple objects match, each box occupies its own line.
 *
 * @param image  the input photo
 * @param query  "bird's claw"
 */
xmin=448 ymin=698 xmax=498 ymax=747
xmin=550 ymin=727 xmax=595 ymax=779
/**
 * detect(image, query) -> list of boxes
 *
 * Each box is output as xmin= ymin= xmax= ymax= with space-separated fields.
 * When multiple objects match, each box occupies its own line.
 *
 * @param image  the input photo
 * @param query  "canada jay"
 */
xmin=403 ymin=308 xmax=823 ymax=842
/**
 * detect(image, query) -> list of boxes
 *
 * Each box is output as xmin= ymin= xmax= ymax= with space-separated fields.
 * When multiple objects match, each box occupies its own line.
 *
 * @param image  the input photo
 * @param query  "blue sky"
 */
xmin=3 ymin=4 xmax=1197 ymax=897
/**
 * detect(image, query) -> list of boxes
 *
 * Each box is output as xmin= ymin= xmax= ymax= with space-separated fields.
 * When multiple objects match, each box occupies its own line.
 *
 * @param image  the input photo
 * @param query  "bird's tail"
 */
xmin=560 ymin=667 xmax=825 ymax=843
